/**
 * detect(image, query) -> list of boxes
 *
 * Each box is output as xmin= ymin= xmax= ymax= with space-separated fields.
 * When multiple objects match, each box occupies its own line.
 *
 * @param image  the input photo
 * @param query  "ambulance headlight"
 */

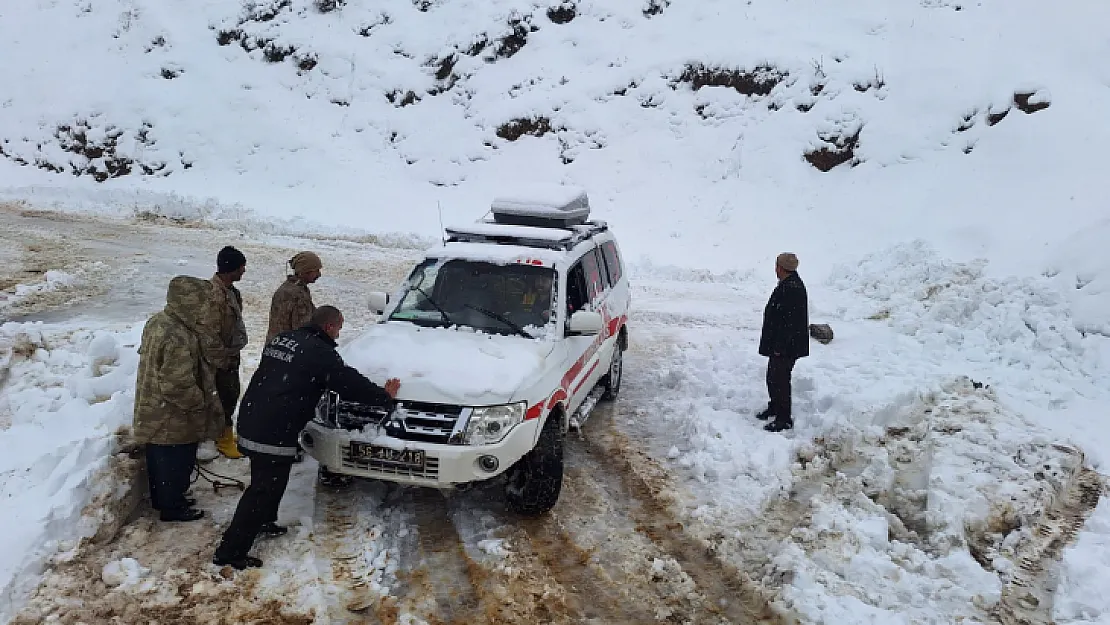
xmin=464 ymin=403 xmax=525 ymax=445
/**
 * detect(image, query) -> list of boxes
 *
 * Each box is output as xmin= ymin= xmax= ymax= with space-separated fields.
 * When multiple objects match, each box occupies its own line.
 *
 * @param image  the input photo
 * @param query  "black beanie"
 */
xmin=217 ymin=246 xmax=246 ymax=273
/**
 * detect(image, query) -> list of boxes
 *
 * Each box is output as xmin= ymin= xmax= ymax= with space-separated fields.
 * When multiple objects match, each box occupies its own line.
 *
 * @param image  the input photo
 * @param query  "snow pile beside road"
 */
xmin=0 ymin=321 xmax=140 ymax=623
xmin=0 ymin=187 xmax=433 ymax=251
xmin=634 ymin=240 xmax=1110 ymax=623
xmin=827 ymin=239 xmax=1102 ymax=381
xmin=1 ymin=269 xmax=89 ymax=320
xmin=825 ymin=240 xmax=1110 ymax=468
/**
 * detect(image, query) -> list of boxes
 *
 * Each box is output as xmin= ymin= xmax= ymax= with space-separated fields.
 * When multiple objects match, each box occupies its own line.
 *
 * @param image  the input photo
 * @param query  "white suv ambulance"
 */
xmin=300 ymin=187 xmax=630 ymax=515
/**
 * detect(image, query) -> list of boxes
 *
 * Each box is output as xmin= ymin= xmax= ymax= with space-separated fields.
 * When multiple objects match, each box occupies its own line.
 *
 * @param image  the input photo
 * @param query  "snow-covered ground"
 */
xmin=0 ymin=208 xmax=1105 ymax=624
xmin=2 ymin=0 xmax=1109 ymax=622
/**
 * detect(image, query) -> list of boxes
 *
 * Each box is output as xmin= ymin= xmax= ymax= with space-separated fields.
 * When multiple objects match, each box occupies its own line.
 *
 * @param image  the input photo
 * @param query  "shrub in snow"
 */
xmin=674 ymin=63 xmax=787 ymax=97
xmin=215 ymin=0 xmax=318 ymax=72
xmin=0 ymin=118 xmax=182 ymax=182
xmin=496 ymin=117 xmax=558 ymax=141
xmin=852 ymin=68 xmax=886 ymax=94
xmin=547 ymin=2 xmax=577 ymax=24
xmin=315 ymin=0 xmax=345 ymax=13
xmin=643 ymin=0 xmax=669 ymax=17
xmin=386 ymin=89 xmax=421 ymax=107
xmin=494 ymin=12 xmax=536 ymax=59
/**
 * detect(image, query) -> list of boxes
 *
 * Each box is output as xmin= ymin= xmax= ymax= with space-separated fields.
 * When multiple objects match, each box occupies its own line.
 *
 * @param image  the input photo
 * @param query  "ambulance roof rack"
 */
xmin=443 ymin=186 xmax=608 ymax=250
xmin=444 ymin=221 xmax=608 ymax=251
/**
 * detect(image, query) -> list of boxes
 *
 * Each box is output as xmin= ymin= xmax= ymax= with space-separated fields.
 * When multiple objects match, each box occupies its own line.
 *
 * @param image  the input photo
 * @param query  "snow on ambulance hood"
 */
xmin=340 ymin=321 xmax=554 ymax=406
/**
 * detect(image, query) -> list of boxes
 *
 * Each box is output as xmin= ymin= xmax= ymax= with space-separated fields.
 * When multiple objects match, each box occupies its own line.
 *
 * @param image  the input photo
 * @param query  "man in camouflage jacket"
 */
xmin=211 ymin=246 xmax=249 ymax=459
xmin=133 ymin=276 xmax=225 ymax=522
xmin=265 ymin=251 xmax=321 ymax=343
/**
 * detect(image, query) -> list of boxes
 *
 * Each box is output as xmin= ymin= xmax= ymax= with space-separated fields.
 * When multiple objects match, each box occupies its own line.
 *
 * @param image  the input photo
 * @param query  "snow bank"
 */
xmin=0 ymin=321 xmax=140 ymax=622
xmin=0 ymin=186 xmax=433 ymax=251
xmin=1045 ymin=217 xmax=1110 ymax=338
xmin=825 ymin=240 xmax=1110 ymax=469
xmin=636 ymin=239 xmax=1110 ymax=623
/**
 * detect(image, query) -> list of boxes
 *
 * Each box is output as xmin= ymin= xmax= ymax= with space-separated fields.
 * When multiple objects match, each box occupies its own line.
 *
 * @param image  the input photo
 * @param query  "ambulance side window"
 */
xmin=581 ymin=247 xmax=606 ymax=302
xmin=566 ymin=262 xmax=589 ymax=316
xmin=601 ymin=241 xmax=622 ymax=285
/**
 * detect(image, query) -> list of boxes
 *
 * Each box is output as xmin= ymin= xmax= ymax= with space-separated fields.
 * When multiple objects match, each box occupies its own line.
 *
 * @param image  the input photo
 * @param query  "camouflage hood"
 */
xmin=132 ymin=276 xmax=225 ymax=446
xmin=164 ymin=276 xmax=218 ymax=335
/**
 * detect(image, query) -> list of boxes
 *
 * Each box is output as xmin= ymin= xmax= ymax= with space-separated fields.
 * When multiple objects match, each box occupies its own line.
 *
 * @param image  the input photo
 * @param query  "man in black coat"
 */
xmin=213 ymin=306 xmax=401 ymax=570
xmin=756 ymin=253 xmax=809 ymax=432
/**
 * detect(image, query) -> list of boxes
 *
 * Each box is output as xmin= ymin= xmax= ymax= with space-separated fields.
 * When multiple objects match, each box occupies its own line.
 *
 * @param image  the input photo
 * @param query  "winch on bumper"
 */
xmin=300 ymin=392 xmax=541 ymax=487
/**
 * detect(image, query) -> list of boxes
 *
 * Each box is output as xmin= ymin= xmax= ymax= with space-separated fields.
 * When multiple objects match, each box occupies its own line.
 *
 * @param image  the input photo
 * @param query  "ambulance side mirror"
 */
xmin=567 ymin=310 xmax=603 ymax=336
xmin=368 ymin=292 xmax=390 ymax=315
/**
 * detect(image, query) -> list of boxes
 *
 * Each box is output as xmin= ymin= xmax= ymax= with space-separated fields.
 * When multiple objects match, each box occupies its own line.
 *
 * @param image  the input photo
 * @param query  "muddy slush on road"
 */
xmin=1 ymin=204 xmax=1101 ymax=625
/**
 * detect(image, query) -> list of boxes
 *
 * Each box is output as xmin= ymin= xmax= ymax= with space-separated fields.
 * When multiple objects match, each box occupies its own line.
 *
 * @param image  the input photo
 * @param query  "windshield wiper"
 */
xmin=390 ymin=284 xmax=453 ymax=326
xmin=415 ymin=286 xmax=453 ymax=325
xmin=464 ymin=304 xmax=534 ymax=339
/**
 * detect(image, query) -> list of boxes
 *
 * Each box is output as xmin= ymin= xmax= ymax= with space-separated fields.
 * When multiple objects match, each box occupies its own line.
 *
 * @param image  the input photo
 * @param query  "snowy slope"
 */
xmin=2 ymin=0 xmax=1109 ymax=277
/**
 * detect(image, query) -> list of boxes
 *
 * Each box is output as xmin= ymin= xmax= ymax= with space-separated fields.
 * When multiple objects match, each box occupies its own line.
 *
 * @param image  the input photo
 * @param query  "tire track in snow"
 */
xmin=993 ymin=453 xmax=1104 ymax=625
xmin=576 ymin=412 xmax=791 ymax=625
xmin=516 ymin=509 xmax=663 ymax=624
xmin=315 ymin=482 xmax=400 ymax=625
xmin=317 ymin=482 xmax=511 ymax=625
xmin=396 ymin=488 xmax=484 ymax=625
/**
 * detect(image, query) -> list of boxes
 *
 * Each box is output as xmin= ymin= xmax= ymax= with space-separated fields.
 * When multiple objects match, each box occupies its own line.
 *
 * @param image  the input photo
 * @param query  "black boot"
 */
xmin=755 ymin=404 xmax=775 ymax=421
xmin=763 ymin=419 xmax=793 ymax=432
xmin=152 ymin=497 xmax=196 ymax=511
xmin=160 ymin=507 xmax=205 ymax=522
xmin=213 ymin=554 xmax=263 ymax=570
xmin=258 ymin=522 xmax=288 ymax=537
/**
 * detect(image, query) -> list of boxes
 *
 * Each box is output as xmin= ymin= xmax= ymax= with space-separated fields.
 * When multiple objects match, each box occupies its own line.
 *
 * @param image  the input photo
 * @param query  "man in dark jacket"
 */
xmin=213 ymin=306 xmax=401 ymax=570
xmin=756 ymin=253 xmax=809 ymax=432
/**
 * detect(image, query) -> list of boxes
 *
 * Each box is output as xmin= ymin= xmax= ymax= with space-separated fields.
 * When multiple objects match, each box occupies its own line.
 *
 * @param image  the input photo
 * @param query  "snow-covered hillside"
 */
xmin=2 ymin=0 xmax=1109 ymax=275
xmin=2 ymin=0 xmax=1109 ymax=623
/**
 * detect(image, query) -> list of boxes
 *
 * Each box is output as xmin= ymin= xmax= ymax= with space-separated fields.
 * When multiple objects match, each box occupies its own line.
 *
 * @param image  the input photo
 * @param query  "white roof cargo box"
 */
xmin=491 ymin=185 xmax=591 ymax=228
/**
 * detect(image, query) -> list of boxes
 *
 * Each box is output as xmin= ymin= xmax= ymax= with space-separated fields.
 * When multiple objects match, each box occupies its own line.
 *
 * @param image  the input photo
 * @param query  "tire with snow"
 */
xmin=504 ymin=411 xmax=564 ymax=517
xmin=600 ymin=342 xmax=624 ymax=402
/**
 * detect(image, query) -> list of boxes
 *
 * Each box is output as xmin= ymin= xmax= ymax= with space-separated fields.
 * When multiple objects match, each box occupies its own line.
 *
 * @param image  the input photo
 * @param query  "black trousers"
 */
xmin=766 ymin=356 xmax=797 ymax=423
xmin=215 ymin=367 xmax=241 ymax=428
xmin=146 ymin=443 xmax=198 ymax=511
xmin=214 ymin=453 xmax=294 ymax=560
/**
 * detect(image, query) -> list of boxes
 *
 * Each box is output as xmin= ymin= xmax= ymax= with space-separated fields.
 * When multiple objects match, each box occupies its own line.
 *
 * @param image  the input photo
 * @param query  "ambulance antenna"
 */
xmin=437 ymin=201 xmax=446 ymax=246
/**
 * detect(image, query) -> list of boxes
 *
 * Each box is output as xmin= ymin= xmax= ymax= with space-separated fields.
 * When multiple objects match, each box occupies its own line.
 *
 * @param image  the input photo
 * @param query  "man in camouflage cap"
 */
xmin=133 ymin=276 xmax=225 ymax=522
xmin=266 ymin=251 xmax=321 ymax=343
xmin=265 ymin=251 xmax=322 ymax=462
